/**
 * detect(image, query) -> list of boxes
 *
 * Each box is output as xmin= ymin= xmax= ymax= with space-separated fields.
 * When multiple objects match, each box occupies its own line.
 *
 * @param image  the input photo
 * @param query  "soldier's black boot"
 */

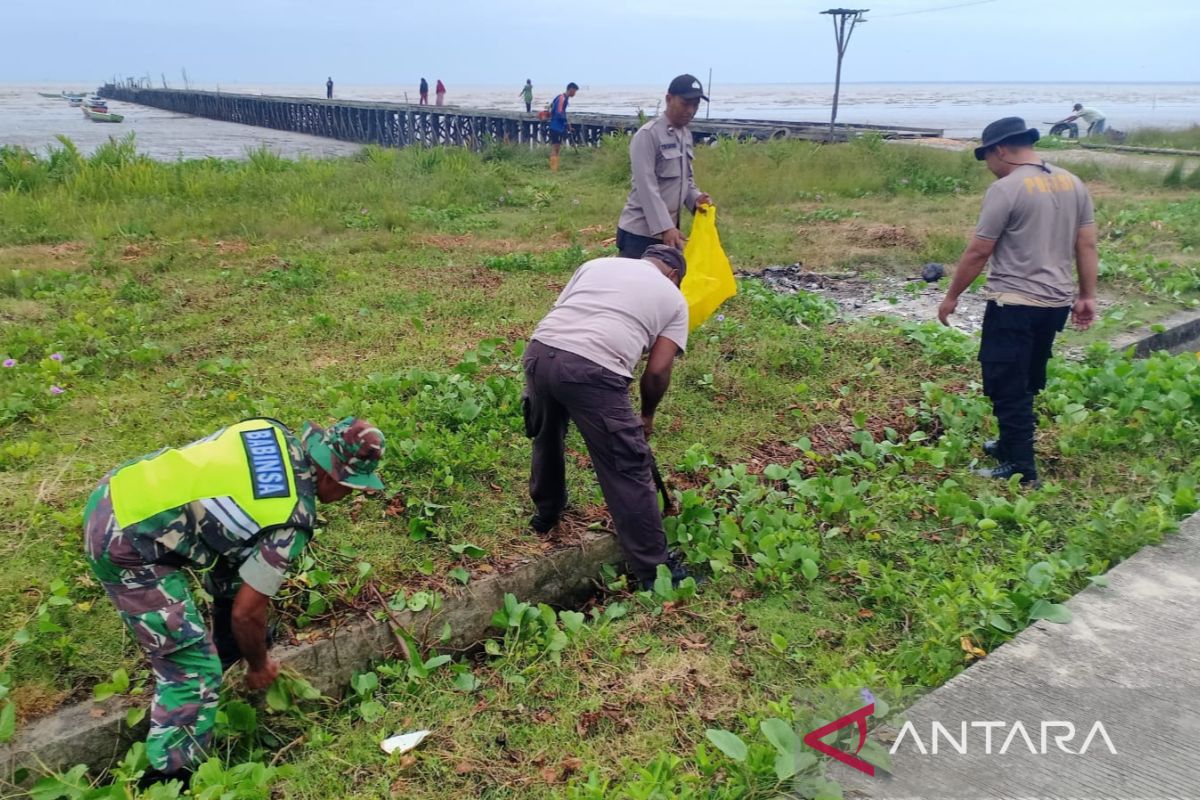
xmin=137 ymin=766 xmax=193 ymax=791
xmin=211 ymin=595 xmax=242 ymax=671
xmin=212 ymin=595 xmax=275 ymax=671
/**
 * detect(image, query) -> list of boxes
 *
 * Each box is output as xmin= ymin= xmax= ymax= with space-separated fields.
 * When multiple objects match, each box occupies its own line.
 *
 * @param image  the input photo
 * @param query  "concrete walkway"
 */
xmin=838 ymin=513 xmax=1200 ymax=800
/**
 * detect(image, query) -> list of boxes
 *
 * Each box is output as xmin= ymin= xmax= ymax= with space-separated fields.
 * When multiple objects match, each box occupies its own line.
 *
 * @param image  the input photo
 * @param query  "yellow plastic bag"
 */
xmin=681 ymin=205 xmax=736 ymax=332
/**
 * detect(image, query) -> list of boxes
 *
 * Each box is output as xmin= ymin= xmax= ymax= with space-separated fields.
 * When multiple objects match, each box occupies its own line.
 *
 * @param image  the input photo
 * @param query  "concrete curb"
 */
xmin=0 ymin=531 xmax=621 ymax=786
xmin=836 ymin=511 xmax=1200 ymax=798
xmin=1109 ymin=307 xmax=1200 ymax=357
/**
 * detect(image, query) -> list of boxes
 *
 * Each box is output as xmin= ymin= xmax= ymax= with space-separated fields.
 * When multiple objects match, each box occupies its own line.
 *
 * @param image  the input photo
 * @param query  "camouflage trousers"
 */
xmin=82 ymin=479 xmax=222 ymax=774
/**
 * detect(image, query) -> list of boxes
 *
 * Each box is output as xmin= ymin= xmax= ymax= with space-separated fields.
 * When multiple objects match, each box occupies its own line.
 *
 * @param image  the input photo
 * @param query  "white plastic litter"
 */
xmin=380 ymin=729 xmax=431 ymax=755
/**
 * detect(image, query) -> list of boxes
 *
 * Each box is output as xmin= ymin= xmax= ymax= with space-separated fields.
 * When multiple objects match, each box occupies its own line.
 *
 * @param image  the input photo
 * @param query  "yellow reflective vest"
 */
xmin=109 ymin=419 xmax=306 ymax=540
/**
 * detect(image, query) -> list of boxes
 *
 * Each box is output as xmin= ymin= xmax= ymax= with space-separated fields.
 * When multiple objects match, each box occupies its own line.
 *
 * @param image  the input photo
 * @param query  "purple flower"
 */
xmin=2 ymin=358 xmax=14 ymax=368
xmin=860 ymin=688 xmax=876 ymax=705
xmin=50 ymin=353 xmax=63 ymax=361
xmin=49 ymin=385 xmax=65 ymax=395
xmin=717 ymin=314 xmax=726 ymax=322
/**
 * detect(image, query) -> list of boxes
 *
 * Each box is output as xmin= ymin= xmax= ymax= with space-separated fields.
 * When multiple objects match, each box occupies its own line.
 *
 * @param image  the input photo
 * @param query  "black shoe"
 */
xmin=529 ymin=513 xmax=559 ymax=534
xmin=638 ymin=555 xmax=706 ymax=591
xmin=982 ymin=439 xmax=1002 ymax=459
xmin=974 ymin=461 xmax=1040 ymax=487
xmin=137 ymin=767 xmax=192 ymax=791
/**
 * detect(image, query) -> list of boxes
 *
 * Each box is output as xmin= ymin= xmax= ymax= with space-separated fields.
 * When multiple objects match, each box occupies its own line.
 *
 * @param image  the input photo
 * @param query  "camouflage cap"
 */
xmin=301 ymin=417 xmax=386 ymax=491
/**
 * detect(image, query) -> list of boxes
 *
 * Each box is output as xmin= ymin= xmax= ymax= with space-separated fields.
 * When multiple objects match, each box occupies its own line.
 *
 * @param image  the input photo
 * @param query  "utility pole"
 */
xmin=820 ymin=8 xmax=868 ymax=142
xmin=706 ymin=67 xmax=713 ymax=120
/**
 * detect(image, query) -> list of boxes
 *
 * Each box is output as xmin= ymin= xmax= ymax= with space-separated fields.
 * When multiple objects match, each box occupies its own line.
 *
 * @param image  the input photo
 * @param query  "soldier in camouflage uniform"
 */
xmin=83 ymin=417 xmax=385 ymax=788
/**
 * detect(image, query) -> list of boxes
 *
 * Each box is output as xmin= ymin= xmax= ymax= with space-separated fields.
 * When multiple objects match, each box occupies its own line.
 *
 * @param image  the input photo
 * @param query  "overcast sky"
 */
xmin=4 ymin=0 xmax=1197 ymax=86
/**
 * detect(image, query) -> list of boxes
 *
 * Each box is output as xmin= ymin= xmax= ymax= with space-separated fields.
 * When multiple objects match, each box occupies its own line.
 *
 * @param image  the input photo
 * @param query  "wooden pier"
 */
xmin=97 ymin=85 xmax=943 ymax=149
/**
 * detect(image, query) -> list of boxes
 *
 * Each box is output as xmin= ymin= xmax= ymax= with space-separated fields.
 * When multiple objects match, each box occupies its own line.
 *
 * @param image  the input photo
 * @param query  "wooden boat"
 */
xmin=68 ymin=97 xmax=84 ymax=107
xmin=38 ymin=92 xmax=65 ymax=99
xmin=83 ymin=97 xmax=108 ymax=112
xmin=82 ymin=107 xmax=124 ymax=123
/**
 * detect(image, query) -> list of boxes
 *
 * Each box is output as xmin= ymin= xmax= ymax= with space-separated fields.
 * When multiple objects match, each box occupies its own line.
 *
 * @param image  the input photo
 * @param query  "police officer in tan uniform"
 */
xmin=616 ymin=74 xmax=713 ymax=258
xmin=938 ymin=117 xmax=1098 ymax=486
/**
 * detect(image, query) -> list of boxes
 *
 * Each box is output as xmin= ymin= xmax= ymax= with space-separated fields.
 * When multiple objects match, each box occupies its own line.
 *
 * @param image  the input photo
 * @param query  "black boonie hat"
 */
xmin=667 ymin=74 xmax=708 ymax=102
xmin=974 ymin=116 xmax=1040 ymax=160
xmin=643 ymin=244 xmax=687 ymax=279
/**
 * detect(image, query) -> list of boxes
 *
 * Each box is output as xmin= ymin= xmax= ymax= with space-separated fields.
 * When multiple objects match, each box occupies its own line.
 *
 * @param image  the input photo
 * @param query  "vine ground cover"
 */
xmin=1 ymin=135 xmax=1198 ymax=798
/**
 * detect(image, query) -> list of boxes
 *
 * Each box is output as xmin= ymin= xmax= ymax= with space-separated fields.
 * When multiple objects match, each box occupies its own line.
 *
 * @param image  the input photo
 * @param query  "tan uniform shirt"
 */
xmin=531 ymin=257 xmax=689 ymax=379
xmin=976 ymin=162 xmax=1095 ymax=307
xmin=617 ymin=116 xmax=702 ymax=237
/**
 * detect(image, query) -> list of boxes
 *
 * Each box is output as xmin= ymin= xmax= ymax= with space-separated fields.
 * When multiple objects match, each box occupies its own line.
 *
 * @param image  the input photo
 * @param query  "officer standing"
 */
xmin=523 ymin=245 xmax=692 ymax=590
xmin=83 ymin=416 xmax=385 ymax=788
xmin=938 ymin=117 xmax=1098 ymax=486
xmin=616 ymin=74 xmax=713 ymax=258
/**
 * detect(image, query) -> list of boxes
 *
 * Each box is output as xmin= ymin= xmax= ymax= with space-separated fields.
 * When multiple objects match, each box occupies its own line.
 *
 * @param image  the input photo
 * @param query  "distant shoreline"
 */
xmin=4 ymin=80 xmax=1200 ymax=89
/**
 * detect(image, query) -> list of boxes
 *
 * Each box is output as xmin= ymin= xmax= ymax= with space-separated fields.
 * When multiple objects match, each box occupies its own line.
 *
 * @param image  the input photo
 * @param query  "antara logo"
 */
xmin=803 ymin=704 xmax=876 ymax=777
xmin=802 ymin=701 xmax=1119 ymax=779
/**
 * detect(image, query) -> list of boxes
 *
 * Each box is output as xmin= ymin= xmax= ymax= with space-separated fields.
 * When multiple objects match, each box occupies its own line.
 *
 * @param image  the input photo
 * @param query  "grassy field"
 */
xmin=1123 ymin=124 xmax=1200 ymax=151
xmin=2 ymin=134 xmax=1199 ymax=798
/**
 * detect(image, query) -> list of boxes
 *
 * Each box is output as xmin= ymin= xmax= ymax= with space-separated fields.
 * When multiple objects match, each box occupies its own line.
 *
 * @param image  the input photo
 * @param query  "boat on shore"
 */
xmin=82 ymin=107 xmax=124 ymax=123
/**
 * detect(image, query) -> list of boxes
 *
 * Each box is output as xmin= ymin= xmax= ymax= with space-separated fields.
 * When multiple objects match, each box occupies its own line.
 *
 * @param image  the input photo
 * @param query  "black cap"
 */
xmin=667 ymin=74 xmax=708 ymax=101
xmin=974 ymin=117 xmax=1040 ymax=160
xmin=642 ymin=244 xmax=687 ymax=279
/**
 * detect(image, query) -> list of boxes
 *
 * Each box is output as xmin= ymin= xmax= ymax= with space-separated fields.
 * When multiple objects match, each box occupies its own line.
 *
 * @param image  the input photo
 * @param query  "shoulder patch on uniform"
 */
xmin=241 ymin=428 xmax=291 ymax=499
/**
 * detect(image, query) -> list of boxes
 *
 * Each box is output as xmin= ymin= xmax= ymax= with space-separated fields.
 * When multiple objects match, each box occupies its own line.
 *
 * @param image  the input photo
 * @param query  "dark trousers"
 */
xmin=978 ymin=301 xmax=1070 ymax=478
xmin=523 ymin=340 xmax=669 ymax=583
xmin=525 ymin=100 xmax=532 ymax=113
xmin=616 ymin=227 xmax=662 ymax=259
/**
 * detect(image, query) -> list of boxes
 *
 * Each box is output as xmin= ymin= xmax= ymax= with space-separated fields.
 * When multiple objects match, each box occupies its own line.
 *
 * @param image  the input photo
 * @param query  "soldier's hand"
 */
xmin=1072 ymin=297 xmax=1096 ymax=330
xmin=245 ymin=658 xmax=280 ymax=690
xmin=937 ymin=296 xmax=958 ymax=326
xmin=661 ymin=228 xmax=686 ymax=251
xmin=695 ymin=193 xmax=712 ymax=210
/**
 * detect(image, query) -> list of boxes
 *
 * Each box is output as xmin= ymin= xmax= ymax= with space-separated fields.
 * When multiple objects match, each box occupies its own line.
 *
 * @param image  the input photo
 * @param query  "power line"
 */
xmin=877 ymin=0 xmax=998 ymax=18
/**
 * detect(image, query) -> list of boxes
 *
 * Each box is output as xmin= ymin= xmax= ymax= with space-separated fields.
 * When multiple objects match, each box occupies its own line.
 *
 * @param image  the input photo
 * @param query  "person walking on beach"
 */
xmin=1063 ymin=103 xmax=1107 ymax=136
xmin=435 ymin=79 xmax=447 ymax=106
xmin=520 ymin=79 xmax=534 ymax=113
xmin=616 ymin=74 xmax=712 ymax=258
xmin=419 ymin=78 xmax=429 ymax=105
xmin=83 ymin=416 xmax=386 ymax=789
xmin=938 ymin=117 xmax=1097 ymax=487
xmin=548 ymin=82 xmax=578 ymax=171
xmin=523 ymin=245 xmax=693 ymax=590
xmin=326 ymin=77 xmax=333 ymax=100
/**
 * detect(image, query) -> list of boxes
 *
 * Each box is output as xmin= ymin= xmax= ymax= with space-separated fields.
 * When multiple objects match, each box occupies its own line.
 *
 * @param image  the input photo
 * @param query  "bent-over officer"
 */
xmin=939 ymin=117 xmax=1097 ymax=486
xmin=523 ymin=245 xmax=692 ymax=590
xmin=83 ymin=416 xmax=385 ymax=788
xmin=616 ymin=74 xmax=713 ymax=258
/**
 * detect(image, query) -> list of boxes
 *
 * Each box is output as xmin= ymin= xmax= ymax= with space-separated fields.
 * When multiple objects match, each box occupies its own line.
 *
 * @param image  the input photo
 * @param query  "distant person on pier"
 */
xmin=616 ymin=74 xmax=712 ymax=258
xmin=436 ymin=79 xmax=446 ymax=106
xmin=521 ymin=79 xmax=534 ymax=113
xmin=548 ymin=82 xmax=578 ymax=171
xmin=326 ymin=77 xmax=333 ymax=99
xmin=419 ymin=78 xmax=429 ymax=105
xmin=1064 ymin=103 xmax=1107 ymax=137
